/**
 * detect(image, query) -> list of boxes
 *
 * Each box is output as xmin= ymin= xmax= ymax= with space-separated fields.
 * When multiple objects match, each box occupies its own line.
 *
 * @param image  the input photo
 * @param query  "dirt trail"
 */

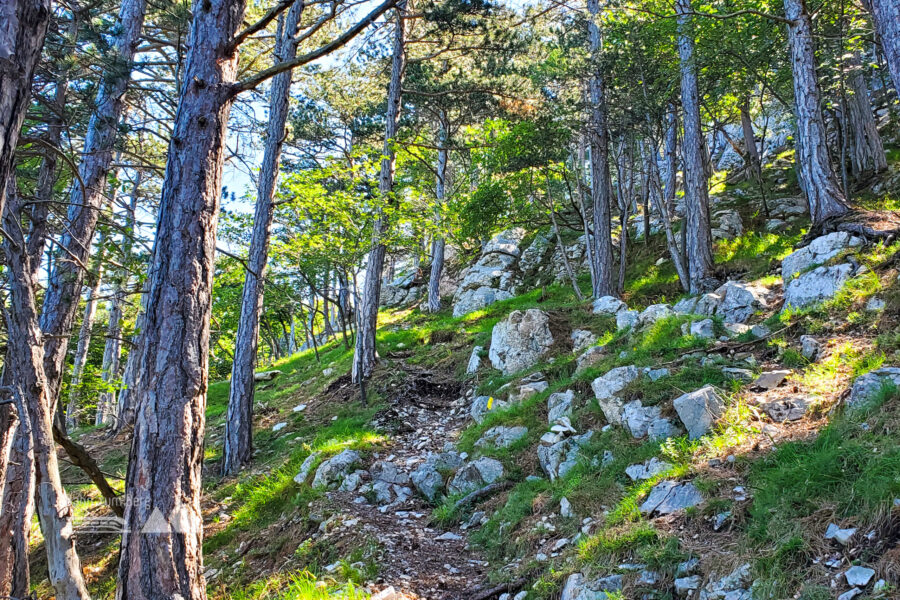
xmin=319 ymin=369 xmax=497 ymax=599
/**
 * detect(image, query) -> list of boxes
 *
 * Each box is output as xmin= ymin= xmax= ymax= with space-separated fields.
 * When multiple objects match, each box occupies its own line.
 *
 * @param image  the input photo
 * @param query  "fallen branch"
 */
xmin=454 ymin=480 xmax=512 ymax=512
xmin=468 ymin=577 xmax=528 ymax=600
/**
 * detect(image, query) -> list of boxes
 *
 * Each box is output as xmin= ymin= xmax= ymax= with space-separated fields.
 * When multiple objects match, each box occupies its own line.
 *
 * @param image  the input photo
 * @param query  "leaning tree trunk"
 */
xmin=114 ymin=285 xmax=147 ymax=431
xmin=3 ymin=183 xmax=90 ymax=600
xmin=740 ymin=99 xmax=769 ymax=215
xmin=0 ymin=0 xmax=51 ymax=219
xmin=865 ymin=0 xmax=900 ymax=99
xmin=586 ymin=0 xmax=615 ymax=298
xmin=784 ymin=0 xmax=850 ymax=223
xmin=0 ymin=401 xmax=35 ymax=600
xmin=115 ymin=0 xmax=247 ymax=594
xmin=353 ymin=1 xmax=407 ymax=385
xmin=39 ymin=0 xmax=148 ymax=409
xmin=845 ymin=51 xmax=887 ymax=178
xmin=427 ymin=116 xmax=449 ymax=313
xmin=222 ymin=0 xmax=305 ymax=476
xmin=676 ymin=0 xmax=715 ymax=294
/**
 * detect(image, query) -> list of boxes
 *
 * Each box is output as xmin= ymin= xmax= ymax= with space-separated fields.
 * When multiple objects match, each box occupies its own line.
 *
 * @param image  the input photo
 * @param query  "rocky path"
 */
xmin=312 ymin=370 xmax=495 ymax=600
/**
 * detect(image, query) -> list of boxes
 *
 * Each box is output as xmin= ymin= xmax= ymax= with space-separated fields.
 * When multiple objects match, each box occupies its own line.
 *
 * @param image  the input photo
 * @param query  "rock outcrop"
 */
xmin=489 ymin=309 xmax=554 ymax=375
xmin=781 ymin=232 xmax=863 ymax=283
xmin=452 ymin=228 xmax=525 ymax=317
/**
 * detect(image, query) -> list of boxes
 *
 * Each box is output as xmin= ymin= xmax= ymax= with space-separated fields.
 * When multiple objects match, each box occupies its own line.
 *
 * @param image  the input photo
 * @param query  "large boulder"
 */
xmin=781 ymin=232 xmax=863 ymax=283
xmin=674 ymin=281 xmax=767 ymax=324
xmin=312 ymin=450 xmax=361 ymax=489
xmin=489 ymin=309 xmax=554 ymax=375
xmin=447 ymin=457 xmax=504 ymax=496
xmin=639 ymin=303 xmax=675 ymax=327
xmin=548 ymin=390 xmax=575 ymax=423
xmin=452 ymin=229 xmax=526 ymax=317
xmin=591 ymin=366 xmax=640 ymax=425
xmin=381 ymin=272 xmax=421 ymax=308
xmin=673 ymin=386 xmax=725 ymax=439
xmin=848 ymin=367 xmax=900 ymax=408
xmin=592 ymin=295 xmax=627 ymax=316
xmin=538 ymin=431 xmax=593 ymax=480
xmin=783 ymin=263 xmax=854 ymax=309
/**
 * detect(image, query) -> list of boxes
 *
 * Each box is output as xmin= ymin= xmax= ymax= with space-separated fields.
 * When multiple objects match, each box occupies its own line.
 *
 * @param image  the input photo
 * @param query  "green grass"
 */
xmin=214 ymin=570 xmax=367 ymax=600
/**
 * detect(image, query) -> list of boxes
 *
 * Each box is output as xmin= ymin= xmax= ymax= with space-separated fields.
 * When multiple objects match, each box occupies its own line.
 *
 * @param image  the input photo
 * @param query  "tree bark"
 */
xmin=115 ymin=0 xmax=247 ymax=595
xmin=676 ymin=0 xmax=715 ymax=294
xmin=0 ymin=0 xmax=51 ymax=220
xmin=783 ymin=0 xmax=850 ymax=223
xmin=0 ymin=401 xmax=35 ymax=600
xmin=3 ymin=182 xmax=90 ymax=600
xmin=96 ymin=292 xmax=124 ymax=425
xmin=353 ymin=1 xmax=407 ymax=384
xmin=65 ymin=257 xmax=105 ymax=430
xmin=39 ymin=0 xmax=148 ymax=409
xmin=845 ymin=51 xmax=887 ymax=178
xmin=427 ymin=115 xmax=449 ymax=313
xmin=114 ymin=285 xmax=147 ymax=432
xmin=222 ymin=0 xmax=305 ymax=477
xmin=586 ymin=0 xmax=615 ymax=298
xmin=865 ymin=0 xmax=900 ymax=99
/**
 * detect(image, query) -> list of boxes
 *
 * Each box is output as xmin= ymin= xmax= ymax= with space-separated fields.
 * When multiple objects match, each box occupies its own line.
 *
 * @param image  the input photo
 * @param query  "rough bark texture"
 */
xmin=866 ymin=0 xmax=900 ymax=99
xmin=586 ymin=0 xmax=615 ymax=298
xmin=115 ymin=0 xmax=246 ymax=595
xmin=3 ymin=184 xmax=90 ymax=600
xmin=0 ymin=0 xmax=51 ymax=219
xmin=114 ymin=287 xmax=146 ymax=431
xmin=426 ymin=118 xmax=448 ymax=313
xmin=352 ymin=2 xmax=407 ymax=384
xmin=0 ymin=402 xmax=35 ymax=600
xmin=784 ymin=0 xmax=850 ymax=223
xmin=846 ymin=51 xmax=886 ymax=177
xmin=676 ymin=0 xmax=715 ymax=294
xmin=222 ymin=0 xmax=305 ymax=476
xmin=39 ymin=0 xmax=148 ymax=408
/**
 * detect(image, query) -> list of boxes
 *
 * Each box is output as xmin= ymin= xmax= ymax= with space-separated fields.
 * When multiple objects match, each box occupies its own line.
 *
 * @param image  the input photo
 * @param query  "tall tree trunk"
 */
xmin=740 ymin=99 xmax=769 ymax=216
xmin=865 ymin=0 xmax=900 ymax=98
xmin=114 ymin=285 xmax=147 ymax=431
xmin=0 ymin=0 xmax=51 ymax=219
xmin=96 ymin=292 xmax=124 ymax=426
xmin=115 ymin=0 xmax=246 ymax=595
xmin=0 ymin=401 xmax=35 ymax=600
xmin=586 ymin=0 xmax=615 ymax=298
xmin=353 ymin=1 xmax=407 ymax=385
xmin=648 ymin=135 xmax=690 ymax=291
xmin=222 ymin=0 xmax=305 ymax=477
xmin=676 ymin=0 xmax=715 ymax=294
xmin=3 ymin=183 xmax=90 ymax=600
xmin=845 ymin=50 xmax=887 ymax=178
xmin=783 ymin=0 xmax=850 ymax=223
xmin=65 ymin=262 xmax=104 ymax=430
xmin=427 ymin=116 xmax=449 ymax=313
xmin=39 ymin=0 xmax=148 ymax=409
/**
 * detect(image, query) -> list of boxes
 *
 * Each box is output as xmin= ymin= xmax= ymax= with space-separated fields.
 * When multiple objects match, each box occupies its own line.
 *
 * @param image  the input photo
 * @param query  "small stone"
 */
xmin=844 ymin=566 xmax=875 ymax=587
xmin=560 ymin=497 xmax=574 ymax=518
xmin=272 ymin=422 xmax=287 ymax=432
xmin=673 ymin=385 xmax=725 ymax=439
xmin=292 ymin=404 xmax=307 ymax=412
xmin=762 ymin=397 xmax=811 ymax=422
xmin=535 ymin=553 xmax=548 ymax=562
xmin=866 ymin=297 xmax=886 ymax=312
xmin=466 ymin=346 xmax=484 ymax=374
xmin=825 ymin=523 xmax=857 ymax=545
xmin=800 ymin=335 xmax=820 ymax=361
xmin=436 ymin=531 xmax=462 ymax=541
xmin=752 ymin=369 xmax=791 ymax=390
xmin=690 ymin=318 xmax=716 ymax=339
xmin=676 ymin=558 xmax=699 ymax=577
xmin=837 ymin=588 xmax=862 ymax=600
xmin=552 ymin=538 xmax=569 ymax=551
xmin=674 ymin=575 xmax=702 ymax=595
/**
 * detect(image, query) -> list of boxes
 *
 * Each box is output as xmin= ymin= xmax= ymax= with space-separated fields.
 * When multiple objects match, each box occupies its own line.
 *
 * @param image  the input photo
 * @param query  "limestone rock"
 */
xmin=640 ymin=481 xmax=703 ymax=515
xmin=312 ymin=449 xmax=361 ymax=489
xmin=800 ymin=335 xmax=820 ymax=360
xmin=293 ymin=452 xmax=321 ymax=485
xmin=616 ymin=309 xmax=639 ymax=330
xmin=470 ymin=395 xmax=510 ymax=423
xmin=538 ymin=431 xmax=593 ymax=481
xmin=560 ymin=573 xmax=623 ymax=600
xmin=571 ymin=329 xmax=598 ymax=354
xmin=592 ymin=295 xmax=627 ymax=316
xmin=848 ymin=367 xmax=900 ymax=408
xmin=690 ymin=318 xmax=715 ymax=339
xmin=639 ymin=303 xmax=675 ymax=327
xmin=452 ymin=229 xmax=526 ymax=317
xmin=508 ymin=379 xmax=549 ymax=403
xmin=548 ymin=390 xmax=575 ymax=423
xmin=698 ymin=563 xmax=752 ymax=600
xmin=622 ymin=400 xmax=661 ymax=439
xmin=489 ymin=309 xmax=554 ymax=375
xmin=716 ymin=281 xmax=768 ymax=323
xmin=752 ymin=369 xmax=791 ymax=390
xmin=625 ymin=457 xmax=673 ymax=481
xmin=784 ymin=263 xmax=854 ymax=309
xmin=475 ymin=426 xmax=528 ymax=449
xmin=447 ymin=457 xmax=504 ymax=496
xmin=844 ymin=566 xmax=875 ymax=587
xmin=370 ymin=461 xmax=409 ymax=485
xmin=591 ymin=366 xmax=640 ymax=425
xmin=254 ymin=370 xmax=282 ymax=382
xmin=711 ymin=209 xmax=743 ymax=240
xmin=762 ymin=397 xmax=810 ymax=422
xmin=576 ymin=345 xmax=607 ymax=374
xmin=466 ymin=346 xmax=483 ymax=374
xmin=781 ymin=232 xmax=863 ymax=283
xmin=673 ymin=385 xmax=725 ymax=439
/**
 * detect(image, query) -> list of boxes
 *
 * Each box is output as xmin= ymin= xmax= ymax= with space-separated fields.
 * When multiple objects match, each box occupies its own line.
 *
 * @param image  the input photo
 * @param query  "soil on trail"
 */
xmin=316 ymin=368 xmax=495 ymax=599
